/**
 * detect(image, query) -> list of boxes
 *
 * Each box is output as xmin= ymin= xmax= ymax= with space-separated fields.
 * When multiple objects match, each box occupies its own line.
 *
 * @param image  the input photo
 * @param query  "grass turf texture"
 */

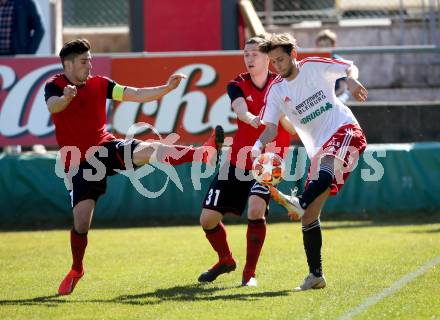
xmin=0 ymin=221 xmax=439 ymax=320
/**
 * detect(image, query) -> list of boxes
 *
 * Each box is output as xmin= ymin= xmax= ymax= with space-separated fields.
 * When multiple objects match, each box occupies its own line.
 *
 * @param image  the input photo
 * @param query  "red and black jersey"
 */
xmin=44 ymin=74 xmax=116 ymax=167
xmin=227 ymin=71 xmax=291 ymax=170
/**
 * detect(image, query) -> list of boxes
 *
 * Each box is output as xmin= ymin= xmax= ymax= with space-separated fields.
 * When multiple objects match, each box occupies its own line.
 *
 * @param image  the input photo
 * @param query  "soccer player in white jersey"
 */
xmin=251 ymin=33 xmax=368 ymax=291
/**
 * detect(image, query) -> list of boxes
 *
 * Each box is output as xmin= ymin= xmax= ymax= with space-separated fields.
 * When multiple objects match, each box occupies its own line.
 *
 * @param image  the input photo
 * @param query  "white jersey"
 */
xmin=262 ymin=57 xmax=358 ymax=158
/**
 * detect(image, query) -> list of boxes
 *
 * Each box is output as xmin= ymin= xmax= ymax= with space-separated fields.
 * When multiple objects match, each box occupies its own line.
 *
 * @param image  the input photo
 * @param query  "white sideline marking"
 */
xmin=339 ymin=255 xmax=440 ymax=320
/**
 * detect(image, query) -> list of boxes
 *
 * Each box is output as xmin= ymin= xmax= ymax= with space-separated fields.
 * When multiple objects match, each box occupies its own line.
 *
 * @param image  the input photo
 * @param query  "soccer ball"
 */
xmin=252 ymin=152 xmax=285 ymax=186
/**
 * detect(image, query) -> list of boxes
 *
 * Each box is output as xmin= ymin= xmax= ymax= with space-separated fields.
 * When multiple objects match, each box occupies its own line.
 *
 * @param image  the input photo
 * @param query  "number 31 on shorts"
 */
xmin=205 ymin=189 xmax=220 ymax=206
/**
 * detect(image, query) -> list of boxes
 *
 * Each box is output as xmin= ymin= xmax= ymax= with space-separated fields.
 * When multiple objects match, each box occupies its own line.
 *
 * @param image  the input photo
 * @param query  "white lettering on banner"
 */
xmin=112 ymin=63 xmax=237 ymax=136
xmin=0 ymin=65 xmax=16 ymax=90
xmin=0 ymin=62 xmax=237 ymax=143
xmin=209 ymin=93 xmax=236 ymax=131
xmin=158 ymin=64 xmax=216 ymax=133
xmin=0 ymin=63 xmax=61 ymax=137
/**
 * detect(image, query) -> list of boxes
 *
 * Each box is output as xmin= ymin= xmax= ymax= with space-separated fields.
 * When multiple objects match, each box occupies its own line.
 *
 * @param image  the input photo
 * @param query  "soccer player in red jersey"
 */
xmin=198 ymin=36 xmax=297 ymax=286
xmin=44 ymin=39 xmax=223 ymax=295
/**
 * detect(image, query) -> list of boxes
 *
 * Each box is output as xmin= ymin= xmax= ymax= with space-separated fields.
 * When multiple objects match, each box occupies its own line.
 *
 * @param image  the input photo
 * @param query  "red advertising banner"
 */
xmin=111 ymin=53 xmax=244 ymax=144
xmin=0 ymin=57 xmax=111 ymax=146
xmin=0 ymin=52 xmax=329 ymax=147
xmin=111 ymin=52 xmax=329 ymax=144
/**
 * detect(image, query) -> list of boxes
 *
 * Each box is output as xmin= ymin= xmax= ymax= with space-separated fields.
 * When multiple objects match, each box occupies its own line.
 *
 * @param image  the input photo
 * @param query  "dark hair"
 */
xmin=59 ymin=39 xmax=91 ymax=67
xmin=260 ymin=33 xmax=298 ymax=56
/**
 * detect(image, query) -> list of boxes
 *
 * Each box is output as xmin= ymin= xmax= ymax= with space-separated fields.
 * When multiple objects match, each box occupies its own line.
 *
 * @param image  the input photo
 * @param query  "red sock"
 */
xmin=70 ymin=228 xmax=88 ymax=272
xmin=204 ymin=222 xmax=234 ymax=263
xmin=243 ymin=219 xmax=266 ymax=279
xmin=162 ymin=145 xmax=199 ymax=165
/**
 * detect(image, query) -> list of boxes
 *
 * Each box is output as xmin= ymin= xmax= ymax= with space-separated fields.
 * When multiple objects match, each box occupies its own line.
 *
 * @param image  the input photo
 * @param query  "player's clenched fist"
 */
xmin=63 ymin=85 xmax=77 ymax=101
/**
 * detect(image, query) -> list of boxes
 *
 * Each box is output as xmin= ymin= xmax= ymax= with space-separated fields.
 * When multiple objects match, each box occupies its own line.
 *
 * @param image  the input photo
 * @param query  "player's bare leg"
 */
xmin=73 ymin=199 xmax=95 ymax=233
xmin=58 ymin=199 xmax=95 ymax=295
xmin=198 ymin=209 xmax=236 ymax=282
xmin=132 ymin=126 xmax=224 ymax=167
xmin=271 ymin=155 xmax=343 ymax=220
xmin=301 ymin=189 xmax=329 ymax=226
xmin=200 ymin=208 xmax=223 ymax=230
xmin=272 ymin=154 xmax=341 ymax=291
xmin=242 ymin=195 xmax=267 ymax=287
xmin=291 ymin=155 xmax=344 ymax=290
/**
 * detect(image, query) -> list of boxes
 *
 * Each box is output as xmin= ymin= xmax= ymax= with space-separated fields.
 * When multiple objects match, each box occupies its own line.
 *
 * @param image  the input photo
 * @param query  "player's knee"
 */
xmin=73 ymin=203 xmax=94 ymax=233
xmin=302 ymin=208 xmax=320 ymax=226
xmin=73 ymin=213 xmax=91 ymax=233
xmin=200 ymin=212 xmax=220 ymax=230
xmin=199 ymin=215 xmax=212 ymax=229
xmin=73 ymin=217 xmax=90 ymax=233
xmin=247 ymin=207 xmax=265 ymax=220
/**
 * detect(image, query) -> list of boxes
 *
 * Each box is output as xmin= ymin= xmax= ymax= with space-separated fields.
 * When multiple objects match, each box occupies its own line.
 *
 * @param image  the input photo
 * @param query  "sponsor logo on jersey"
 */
xmin=246 ymin=95 xmax=253 ymax=102
xmin=295 ymin=90 xmax=326 ymax=115
xmin=300 ymin=102 xmax=333 ymax=125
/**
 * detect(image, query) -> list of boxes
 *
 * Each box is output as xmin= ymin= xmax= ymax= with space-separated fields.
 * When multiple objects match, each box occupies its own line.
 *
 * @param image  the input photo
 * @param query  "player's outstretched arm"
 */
xmin=122 ymin=73 xmax=187 ymax=103
xmin=251 ymin=122 xmax=278 ymax=158
xmin=231 ymin=97 xmax=261 ymax=128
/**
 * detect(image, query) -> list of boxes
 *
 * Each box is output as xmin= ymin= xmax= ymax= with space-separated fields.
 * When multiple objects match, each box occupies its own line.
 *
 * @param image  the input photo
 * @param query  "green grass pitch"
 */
xmin=0 ymin=221 xmax=439 ymax=319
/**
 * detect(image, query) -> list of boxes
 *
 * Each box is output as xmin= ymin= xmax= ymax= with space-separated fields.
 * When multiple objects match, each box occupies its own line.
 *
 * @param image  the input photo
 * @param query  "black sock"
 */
xmin=302 ymin=219 xmax=322 ymax=277
xmin=300 ymin=169 xmax=333 ymax=209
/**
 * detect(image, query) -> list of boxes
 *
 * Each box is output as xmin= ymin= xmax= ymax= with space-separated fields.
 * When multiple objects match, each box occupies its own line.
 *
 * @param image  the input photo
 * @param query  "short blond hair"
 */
xmin=260 ymin=32 xmax=298 ymax=55
xmin=316 ymin=29 xmax=337 ymax=46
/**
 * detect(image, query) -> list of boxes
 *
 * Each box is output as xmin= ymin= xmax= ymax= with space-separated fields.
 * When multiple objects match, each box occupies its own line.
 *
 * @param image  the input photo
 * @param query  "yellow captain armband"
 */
xmin=112 ymin=84 xmax=125 ymax=101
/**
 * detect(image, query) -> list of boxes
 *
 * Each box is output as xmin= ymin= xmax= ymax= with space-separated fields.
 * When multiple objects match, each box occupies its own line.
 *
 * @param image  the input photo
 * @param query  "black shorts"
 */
xmin=68 ymin=139 xmax=142 ymax=208
xmin=202 ymin=164 xmax=271 ymax=216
